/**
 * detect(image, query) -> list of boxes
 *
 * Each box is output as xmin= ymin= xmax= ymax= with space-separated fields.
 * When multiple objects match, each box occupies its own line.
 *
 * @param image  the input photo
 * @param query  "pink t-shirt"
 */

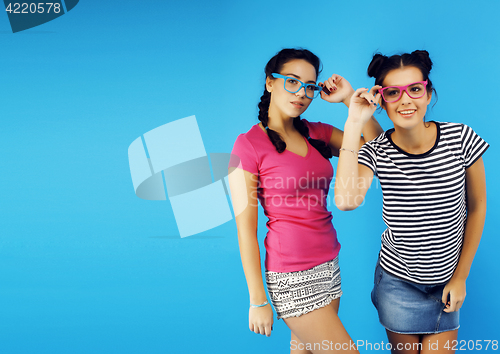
xmin=229 ymin=119 xmax=340 ymax=272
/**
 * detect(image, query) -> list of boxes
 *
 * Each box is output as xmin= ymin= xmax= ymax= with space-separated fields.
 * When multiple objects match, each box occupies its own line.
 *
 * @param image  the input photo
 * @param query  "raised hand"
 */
xmin=319 ymin=74 xmax=355 ymax=105
xmin=347 ymin=86 xmax=382 ymax=125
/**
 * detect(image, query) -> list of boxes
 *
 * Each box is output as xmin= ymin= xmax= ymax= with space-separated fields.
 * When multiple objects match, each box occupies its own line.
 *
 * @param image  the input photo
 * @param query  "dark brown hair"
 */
xmin=367 ymin=50 xmax=436 ymax=107
xmin=258 ymin=48 xmax=332 ymax=159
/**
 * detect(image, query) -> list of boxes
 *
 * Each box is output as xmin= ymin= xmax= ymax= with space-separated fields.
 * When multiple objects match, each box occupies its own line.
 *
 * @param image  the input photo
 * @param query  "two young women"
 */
xmin=228 ymin=48 xmax=488 ymax=354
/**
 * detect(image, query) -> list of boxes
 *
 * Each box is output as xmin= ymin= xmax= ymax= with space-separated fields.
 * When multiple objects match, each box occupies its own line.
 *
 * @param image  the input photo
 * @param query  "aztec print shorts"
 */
xmin=265 ymin=256 xmax=342 ymax=320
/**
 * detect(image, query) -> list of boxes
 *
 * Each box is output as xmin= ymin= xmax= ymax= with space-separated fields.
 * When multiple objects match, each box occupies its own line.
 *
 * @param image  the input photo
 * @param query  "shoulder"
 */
xmin=359 ymin=131 xmax=388 ymax=154
xmin=435 ymin=120 xmax=485 ymax=142
xmin=233 ymin=124 xmax=262 ymax=147
xmin=435 ymin=121 xmax=463 ymax=136
xmin=434 ymin=121 xmax=489 ymax=167
xmin=302 ymin=118 xmax=333 ymax=131
xmin=230 ymin=125 xmax=264 ymax=173
xmin=364 ymin=130 xmax=389 ymax=149
xmin=302 ymin=118 xmax=334 ymax=141
xmin=231 ymin=124 xmax=265 ymax=158
xmin=374 ymin=130 xmax=389 ymax=143
xmin=358 ymin=131 xmax=387 ymax=173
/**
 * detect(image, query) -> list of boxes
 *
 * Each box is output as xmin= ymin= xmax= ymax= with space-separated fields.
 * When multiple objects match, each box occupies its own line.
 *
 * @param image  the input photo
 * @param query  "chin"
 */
xmin=288 ymin=109 xmax=305 ymax=118
xmin=390 ymin=115 xmax=425 ymax=130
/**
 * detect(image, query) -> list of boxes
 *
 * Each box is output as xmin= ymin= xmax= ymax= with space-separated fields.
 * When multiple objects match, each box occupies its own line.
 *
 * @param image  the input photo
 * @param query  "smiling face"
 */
xmin=381 ymin=66 xmax=432 ymax=130
xmin=266 ymin=59 xmax=317 ymax=119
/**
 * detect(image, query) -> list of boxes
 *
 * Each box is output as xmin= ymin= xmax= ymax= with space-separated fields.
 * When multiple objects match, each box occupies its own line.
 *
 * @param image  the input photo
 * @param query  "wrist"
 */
xmin=339 ymin=148 xmax=358 ymax=156
xmin=342 ymin=90 xmax=355 ymax=108
xmin=344 ymin=118 xmax=365 ymax=131
xmin=451 ymin=269 xmax=469 ymax=282
xmin=249 ymin=293 xmax=268 ymax=305
xmin=250 ymin=300 xmax=269 ymax=308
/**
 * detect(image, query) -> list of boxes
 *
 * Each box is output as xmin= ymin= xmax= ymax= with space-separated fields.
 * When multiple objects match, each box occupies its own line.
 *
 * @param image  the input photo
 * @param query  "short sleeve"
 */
xmin=358 ymin=141 xmax=377 ymax=175
xmin=228 ymin=134 xmax=259 ymax=175
xmin=461 ymin=124 xmax=489 ymax=168
xmin=304 ymin=120 xmax=334 ymax=144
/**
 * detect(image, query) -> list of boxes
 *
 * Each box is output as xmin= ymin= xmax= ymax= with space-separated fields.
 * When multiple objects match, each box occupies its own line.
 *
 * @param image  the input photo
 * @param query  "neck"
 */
xmin=266 ymin=106 xmax=296 ymax=134
xmin=391 ymin=122 xmax=436 ymax=154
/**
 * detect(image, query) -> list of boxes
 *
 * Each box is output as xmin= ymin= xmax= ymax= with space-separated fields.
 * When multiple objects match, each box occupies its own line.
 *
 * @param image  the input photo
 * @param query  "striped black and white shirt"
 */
xmin=358 ymin=121 xmax=489 ymax=284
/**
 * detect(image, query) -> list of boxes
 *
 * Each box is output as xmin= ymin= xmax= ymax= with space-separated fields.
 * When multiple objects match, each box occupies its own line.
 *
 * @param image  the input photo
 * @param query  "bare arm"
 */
xmin=334 ymin=122 xmax=374 ymax=210
xmin=334 ymin=87 xmax=380 ymax=210
xmin=339 ymin=94 xmax=384 ymax=144
xmin=328 ymin=117 xmax=383 ymax=157
xmin=228 ymin=167 xmax=273 ymax=336
xmin=442 ymin=157 xmax=487 ymax=312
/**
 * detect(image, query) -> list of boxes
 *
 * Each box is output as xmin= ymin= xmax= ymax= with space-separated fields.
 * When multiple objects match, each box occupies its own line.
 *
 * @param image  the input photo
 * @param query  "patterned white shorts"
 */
xmin=265 ymin=256 xmax=342 ymax=320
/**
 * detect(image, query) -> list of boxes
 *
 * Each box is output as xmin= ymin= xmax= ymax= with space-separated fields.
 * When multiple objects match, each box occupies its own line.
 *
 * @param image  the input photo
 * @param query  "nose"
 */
xmin=295 ymin=85 xmax=307 ymax=98
xmin=400 ymin=89 xmax=412 ymax=104
xmin=401 ymin=89 xmax=412 ymax=98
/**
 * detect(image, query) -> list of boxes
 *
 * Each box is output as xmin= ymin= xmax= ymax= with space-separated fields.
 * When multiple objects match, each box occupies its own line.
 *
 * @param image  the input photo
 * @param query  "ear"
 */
xmin=426 ymin=90 xmax=433 ymax=105
xmin=266 ymin=76 xmax=274 ymax=93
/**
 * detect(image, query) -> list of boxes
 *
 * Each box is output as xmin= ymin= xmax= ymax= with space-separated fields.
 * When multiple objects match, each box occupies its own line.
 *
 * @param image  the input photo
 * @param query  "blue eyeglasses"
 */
xmin=271 ymin=73 xmax=322 ymax=99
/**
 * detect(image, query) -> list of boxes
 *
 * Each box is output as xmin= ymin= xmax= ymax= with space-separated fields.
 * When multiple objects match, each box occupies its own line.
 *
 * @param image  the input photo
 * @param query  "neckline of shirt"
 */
xmin=255 ymin=123 xmax=311 ymax=159
xmin=385 ymin=121 xmax=441 ymax=158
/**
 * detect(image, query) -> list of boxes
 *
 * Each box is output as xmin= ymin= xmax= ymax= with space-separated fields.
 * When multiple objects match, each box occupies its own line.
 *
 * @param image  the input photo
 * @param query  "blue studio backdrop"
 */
xmin=1 ymin=0 xmax=499 ymax=353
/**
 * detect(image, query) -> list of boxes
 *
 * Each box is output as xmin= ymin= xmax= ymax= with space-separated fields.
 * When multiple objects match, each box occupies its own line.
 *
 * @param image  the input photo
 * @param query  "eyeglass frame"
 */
xmin=378 ymin=80 xmax=428 ymax=103
xmin=271 ymin=73 xmax=323 ymax=99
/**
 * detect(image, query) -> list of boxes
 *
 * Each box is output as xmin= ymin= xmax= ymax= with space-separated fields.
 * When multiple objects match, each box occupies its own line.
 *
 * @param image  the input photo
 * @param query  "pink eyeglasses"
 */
xmin=378 ymin=80 xmax=428 ymax=103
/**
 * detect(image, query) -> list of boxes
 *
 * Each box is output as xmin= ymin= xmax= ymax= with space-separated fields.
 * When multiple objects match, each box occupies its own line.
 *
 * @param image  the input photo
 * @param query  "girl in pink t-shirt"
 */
xmin=228 ymin=48 xmax=383 ymax=353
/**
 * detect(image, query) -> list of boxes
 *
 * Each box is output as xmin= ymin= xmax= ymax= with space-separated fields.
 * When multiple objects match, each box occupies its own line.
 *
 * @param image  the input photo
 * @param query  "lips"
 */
xmin=398 ymin=109 xmax=416 ymax=117
xmin=291 ymin=101 xmax=304 ymax=108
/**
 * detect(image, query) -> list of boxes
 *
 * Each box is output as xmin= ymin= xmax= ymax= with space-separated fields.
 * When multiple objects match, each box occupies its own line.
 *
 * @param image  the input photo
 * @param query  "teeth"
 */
xmin=400 ymin=110 xmax=415 ymax=114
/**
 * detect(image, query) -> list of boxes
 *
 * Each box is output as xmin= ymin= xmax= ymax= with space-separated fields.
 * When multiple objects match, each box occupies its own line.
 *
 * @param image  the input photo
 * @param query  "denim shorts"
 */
xmin=371 ymin=260 xmax=460 ymax=334
xmin=265 ymin=256 xmax=342 ymax=320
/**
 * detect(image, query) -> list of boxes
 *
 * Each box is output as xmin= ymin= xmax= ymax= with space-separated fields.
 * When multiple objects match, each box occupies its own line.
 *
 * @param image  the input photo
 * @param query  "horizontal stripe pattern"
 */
xmin=358 ymin=122 xmax=489 ymax=284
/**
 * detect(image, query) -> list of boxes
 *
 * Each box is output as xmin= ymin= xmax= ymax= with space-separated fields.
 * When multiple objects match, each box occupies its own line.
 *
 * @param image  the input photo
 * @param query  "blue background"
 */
xmin=1 ymin=0 xmax=498 ymax=352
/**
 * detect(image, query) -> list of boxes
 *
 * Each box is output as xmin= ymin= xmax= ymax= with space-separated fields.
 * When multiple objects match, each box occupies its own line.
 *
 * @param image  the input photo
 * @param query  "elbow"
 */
xmin=334 ymin=199 xmax=359 ymax=211
xmin=335 ymin=204 xmax=358 ymax=212
xmin=334 ymin=191 xmax=363 ymax=211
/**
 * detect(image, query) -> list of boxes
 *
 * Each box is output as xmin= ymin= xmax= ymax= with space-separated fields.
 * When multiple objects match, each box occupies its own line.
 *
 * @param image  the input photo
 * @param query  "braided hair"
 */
xmin=258 ymin=48 xmax=332 ymax=159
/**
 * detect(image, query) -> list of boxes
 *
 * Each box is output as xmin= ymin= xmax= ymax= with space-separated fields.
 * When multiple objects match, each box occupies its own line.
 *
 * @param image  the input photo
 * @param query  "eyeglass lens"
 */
xmin=284 ymin=78 xmax=320 ymax=99
xmin=382 ymin=83 xmax=426 ymax=102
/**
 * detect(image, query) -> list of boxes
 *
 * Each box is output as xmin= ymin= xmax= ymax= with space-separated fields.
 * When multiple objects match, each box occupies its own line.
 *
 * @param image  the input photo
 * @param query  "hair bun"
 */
xmin=411 ymin=50 xmax=432 ymax=73
xmin=367 ymin=53 xmax=388 ymax=78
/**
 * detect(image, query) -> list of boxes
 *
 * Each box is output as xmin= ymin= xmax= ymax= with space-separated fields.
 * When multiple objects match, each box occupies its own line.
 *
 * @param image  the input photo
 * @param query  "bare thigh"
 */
xmin=386 ymin=331 xmax=422 ymax=354
xmin=285 ymin=298 xmax=358 ymax=354
xmin=421 ymin=330 xmax=458 ymax=354
xmin=386 ymin=329 xmax=459 ymax=354
xmin=290 ymin=300 xmax=341 ymax=354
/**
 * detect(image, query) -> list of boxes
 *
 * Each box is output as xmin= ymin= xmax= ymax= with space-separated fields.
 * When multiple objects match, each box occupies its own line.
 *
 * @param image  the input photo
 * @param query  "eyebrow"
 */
xmin=283 ymin=73 xmax=317 ymax=84
xmin=382 ymin=81 xmax=423 ymax=88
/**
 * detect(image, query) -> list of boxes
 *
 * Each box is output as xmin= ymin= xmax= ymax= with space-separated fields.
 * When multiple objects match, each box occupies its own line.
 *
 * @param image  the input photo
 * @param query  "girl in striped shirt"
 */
xmin=335 ymin=50 xmax=488 ymax=353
